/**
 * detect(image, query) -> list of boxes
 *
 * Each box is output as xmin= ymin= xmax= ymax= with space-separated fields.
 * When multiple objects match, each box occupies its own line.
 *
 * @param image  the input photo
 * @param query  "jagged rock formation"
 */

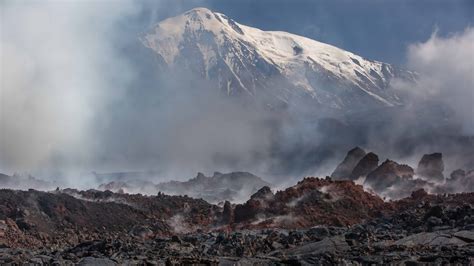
xmin=348 ymin=152 xmax=379 ymax=180
xmin=234 ymin=177 xmax=385 ymax=228
xmin=330 ymin=148 xmax=473 ymax=199
xmin=364 ymin=159 xmax=414 ymax=194
xmin=331 ymin=147 xmax=366 ymax=179
xmin=416 ymin=152 xmax=445 ymax=181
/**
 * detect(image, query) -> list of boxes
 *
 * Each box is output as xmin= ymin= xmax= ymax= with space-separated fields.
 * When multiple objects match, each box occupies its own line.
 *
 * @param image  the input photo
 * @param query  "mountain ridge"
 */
xmin=142 ymin=7 xmax=416 ymax=111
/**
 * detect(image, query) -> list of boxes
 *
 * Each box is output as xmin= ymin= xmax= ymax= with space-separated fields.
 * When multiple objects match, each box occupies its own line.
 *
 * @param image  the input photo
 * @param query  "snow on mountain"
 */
xmin=142 ymin=7 xmax=416 ymax=110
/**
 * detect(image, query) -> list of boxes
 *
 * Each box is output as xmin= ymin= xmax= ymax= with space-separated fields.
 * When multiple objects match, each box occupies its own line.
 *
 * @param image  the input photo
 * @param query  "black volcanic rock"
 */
xmin=221 ymin=201 xmax=234 ymax=224
xmin=364 ymin=160 xmax=415 ymax=193
xmin=250 ymin=186 xmax=274 ymax=200
xmin=349 ymin=152 xmax=379 ymax=180
xmin=331 ymin=147 xmax=366 ymax=180
xmin=416 ymin=153 xmax=444 ymax=181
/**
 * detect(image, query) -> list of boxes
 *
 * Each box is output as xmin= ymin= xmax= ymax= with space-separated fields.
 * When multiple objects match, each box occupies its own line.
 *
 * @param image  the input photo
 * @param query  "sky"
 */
xmin=136 ymin=0 xmax=474 ymax=65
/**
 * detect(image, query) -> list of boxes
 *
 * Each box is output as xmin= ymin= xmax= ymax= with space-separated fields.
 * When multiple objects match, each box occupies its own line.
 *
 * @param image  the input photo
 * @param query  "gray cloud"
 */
xmin=404 ymin=28 xmax=474 ymax=134
xmin=1 ymin=2 xmax=473 ymax=191
xmin=0 ymin=1 xmax=140 ymax=178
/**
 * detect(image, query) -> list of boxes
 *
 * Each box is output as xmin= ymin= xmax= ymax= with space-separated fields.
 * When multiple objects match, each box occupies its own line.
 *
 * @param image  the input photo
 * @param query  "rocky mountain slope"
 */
xmin=142 ymin=7 xmax=416 ymax=111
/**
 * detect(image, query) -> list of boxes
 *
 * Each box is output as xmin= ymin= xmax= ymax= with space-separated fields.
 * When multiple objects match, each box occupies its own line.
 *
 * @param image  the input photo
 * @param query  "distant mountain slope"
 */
xmin=142 ymin=7 xmax=415 ymax=111
xmin=98 ymin=171 xmax=270 ymax=203
xmin=0 ymin=173 xmax=54 ymax=191
xmin=157 ymin=172 xmax=270 ymax=203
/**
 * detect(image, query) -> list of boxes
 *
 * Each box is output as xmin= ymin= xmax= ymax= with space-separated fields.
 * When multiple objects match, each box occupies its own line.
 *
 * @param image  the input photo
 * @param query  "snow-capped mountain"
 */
xmin=142 ymin=7 xmax=415 ymax=110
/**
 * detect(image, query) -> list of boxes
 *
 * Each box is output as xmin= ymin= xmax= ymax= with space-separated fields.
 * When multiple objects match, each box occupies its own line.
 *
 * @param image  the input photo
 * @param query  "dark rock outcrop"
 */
xmin=416 ymin=153 xmax=444 ymax=181
xmin=249 ymin=186 xmax=274 ymax=200
xmin=331 ymin=147 xmax=366 ymax=179
xmin=349 ymin=152 xmax=379 ymax=180
xmin=364 ymin=160 xmax=414 ymax=193
xmin=233 ymin=186 xmax=274 ymax=223
xmin=221 ymin=201 xmax=234 ymax=224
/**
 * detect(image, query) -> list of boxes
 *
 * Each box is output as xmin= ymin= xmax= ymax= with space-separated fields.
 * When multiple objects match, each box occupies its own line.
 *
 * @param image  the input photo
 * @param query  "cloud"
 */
xmin=0 ymin=1 xmax=275 ymax=185
xmin=0 ymin=1 xmax=140 ymax=175
xmin=403 ymin=27 xmax=474 ymax=134
xmin=1 ymin=2 xmax=472 ymax=191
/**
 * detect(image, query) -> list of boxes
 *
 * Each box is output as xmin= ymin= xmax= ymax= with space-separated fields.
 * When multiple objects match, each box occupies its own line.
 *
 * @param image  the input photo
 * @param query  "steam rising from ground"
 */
xmin=1 ymin=2 xmax=473 ymax=190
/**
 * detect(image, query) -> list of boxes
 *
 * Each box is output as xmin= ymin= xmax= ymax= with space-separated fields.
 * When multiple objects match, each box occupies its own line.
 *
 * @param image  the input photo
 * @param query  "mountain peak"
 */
xmin=142 ymin=8 xmax=416 ymax=110
xmin=186 ymin=7 xmax=213 ymax=13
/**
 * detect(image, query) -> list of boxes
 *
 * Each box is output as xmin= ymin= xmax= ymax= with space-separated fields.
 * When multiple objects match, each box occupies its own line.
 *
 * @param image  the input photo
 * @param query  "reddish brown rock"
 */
xmin=234 ymin=177 xmax=385 ymax=228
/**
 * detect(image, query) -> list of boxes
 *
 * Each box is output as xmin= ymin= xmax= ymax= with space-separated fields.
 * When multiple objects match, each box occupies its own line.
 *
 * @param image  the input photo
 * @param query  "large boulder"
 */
xmin=331 ymin=147 xmax=366 ymax=180
xmin=349 ymin=152 xmax=379 ymax=180
xmin=364 ymin=160 xmax=414 ymax=193
xmin=416 ymin=153 xmax=444 ymax=181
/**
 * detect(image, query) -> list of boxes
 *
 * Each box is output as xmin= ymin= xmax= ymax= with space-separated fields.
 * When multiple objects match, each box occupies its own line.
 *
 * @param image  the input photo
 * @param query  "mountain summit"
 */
xmin=142 ymin=8 xmax=415 ymax=111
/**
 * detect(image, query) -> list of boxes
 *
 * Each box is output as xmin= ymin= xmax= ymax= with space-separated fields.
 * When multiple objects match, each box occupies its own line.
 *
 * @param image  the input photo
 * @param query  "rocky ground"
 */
xmin=1 ymin=147 xmax=473 ymax=264
xmin=1 ymin=177 xmax=474 ymax=264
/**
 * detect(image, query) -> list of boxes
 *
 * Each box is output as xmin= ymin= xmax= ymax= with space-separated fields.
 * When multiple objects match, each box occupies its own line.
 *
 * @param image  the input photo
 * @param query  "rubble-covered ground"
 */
xmin=1 ymin=178 xmax=474 ymax=265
